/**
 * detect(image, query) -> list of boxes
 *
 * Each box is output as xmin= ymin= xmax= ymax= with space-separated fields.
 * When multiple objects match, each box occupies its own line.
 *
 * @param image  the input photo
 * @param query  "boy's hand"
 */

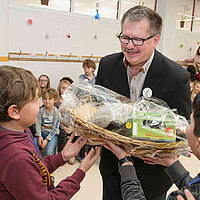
xmin=38 ymin=136 xmax=43 ymax=146
xmin=41 ymin=139 xmax=48 ymax=148
xmin=177 ymin=189 xmax=196 ymax=200
xmin=79 ymin=146 xmax=101 ymax=173
xmin=61 ymin=134 xmax=87 ymax=161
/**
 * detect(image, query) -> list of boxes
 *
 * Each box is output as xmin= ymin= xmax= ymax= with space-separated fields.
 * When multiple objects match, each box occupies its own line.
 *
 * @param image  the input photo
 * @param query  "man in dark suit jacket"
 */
xmin=95 ymin=6 xmax=191 ymax=200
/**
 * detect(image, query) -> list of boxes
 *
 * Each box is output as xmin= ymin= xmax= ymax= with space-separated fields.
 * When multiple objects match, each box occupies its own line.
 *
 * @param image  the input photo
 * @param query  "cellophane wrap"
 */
xmin=59 ymin=80 xmax=189 ymax=159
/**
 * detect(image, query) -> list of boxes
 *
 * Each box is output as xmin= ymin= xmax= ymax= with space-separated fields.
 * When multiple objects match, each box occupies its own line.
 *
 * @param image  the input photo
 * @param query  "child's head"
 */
xmin=38 ymin=74 xmax=50 ymax=91
xmin=59 ymin=77 xmax=73 ymax=84
xmin=193 ymin=80 xmax=200 ymax=93
xmin=42 ymin=88 xmax=58 ymax=107
xmin=195 ymin=62 xmax=200 ymax=73
xmin=82 ymin=59 xmax=96 ymax=76
xmin=196 ymin=46 xmax=200 ymax=56
xmin=57 ymin=80 xmax=71 ymax=98
xmin=0 ymin=65 xmax=40 ymax=122
xmin=187 ymin=96 xmax=200 ymax=160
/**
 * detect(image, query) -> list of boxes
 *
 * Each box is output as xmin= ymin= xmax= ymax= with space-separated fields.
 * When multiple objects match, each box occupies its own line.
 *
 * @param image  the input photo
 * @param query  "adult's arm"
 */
xmin=95 ymin=57 xmax=104 ymax=85
xmin=165 ymin=161 xmax=193 ymax=189
xmin=165 ymin=161 xmax=200 ymax=200
xmin=120 ymin=165 xmax=146 ymax=200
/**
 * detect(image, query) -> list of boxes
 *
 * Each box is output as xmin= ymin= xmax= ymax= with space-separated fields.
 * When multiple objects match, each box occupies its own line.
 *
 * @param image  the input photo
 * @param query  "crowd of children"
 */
xmin=33 ymin=59 xmax=97 ymax=162
xmin=0 ymin=65 xmax=101 ymax=200
xmin=186 ymin=46 xmax=200 ymax=104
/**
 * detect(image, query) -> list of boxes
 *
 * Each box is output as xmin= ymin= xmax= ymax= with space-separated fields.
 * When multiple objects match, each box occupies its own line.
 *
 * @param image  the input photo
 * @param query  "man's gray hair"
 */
xmin=121 ymin=6 xmax=162 ymax=35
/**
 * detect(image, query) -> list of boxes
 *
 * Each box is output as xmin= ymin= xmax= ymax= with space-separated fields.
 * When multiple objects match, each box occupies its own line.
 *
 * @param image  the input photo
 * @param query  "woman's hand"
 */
xmin=103 ymin=140 xmax=130 ymax=160
xmin=62 ymin=134 xmax=87 ymax=161
xmin=79 ymin=146 xmax=101 ymax=173
xmin=177 ymin=189 xmax=196 ymax=200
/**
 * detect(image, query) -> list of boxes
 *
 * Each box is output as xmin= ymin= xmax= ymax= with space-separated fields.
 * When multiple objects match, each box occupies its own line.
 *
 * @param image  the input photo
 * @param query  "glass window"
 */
xmin=120 ymin=0 xmax=155 ymax=20
xmin=193 ymin=0 xmax=200 ymax=33
xmin=74 ymin=0 xmax=118 ymax=19
xmin=14 ymin=0 xmax=41 ymax=5
xmin=49 ymin=0 xmax=70 ymax=11
xmin=176 ymin=0 xmax=193 ymax=31
xmin=14 ymin=0 xmax=71 ymax=11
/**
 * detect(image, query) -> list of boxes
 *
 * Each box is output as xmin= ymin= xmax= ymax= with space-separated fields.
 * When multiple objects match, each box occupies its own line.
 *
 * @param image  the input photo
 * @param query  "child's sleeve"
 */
xmin=35 ymin=109 xmax=42 ymax=137
xmin=2 ymin=152 xmax=85 ymax=200
xmin=46 ymin=108 xmax=60 ymax=141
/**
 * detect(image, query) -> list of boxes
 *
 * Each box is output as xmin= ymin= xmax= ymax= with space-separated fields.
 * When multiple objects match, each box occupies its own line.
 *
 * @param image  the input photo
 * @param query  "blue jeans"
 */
xmin=34 ymin=132 xmax=58 ymax=156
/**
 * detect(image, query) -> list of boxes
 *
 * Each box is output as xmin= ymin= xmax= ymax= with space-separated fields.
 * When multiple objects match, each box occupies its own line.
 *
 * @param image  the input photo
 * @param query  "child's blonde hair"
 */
xmin=57 ymin=80 xmax=71 ymax=99
xmin=0 ymin=65 xmax=39 ymax=122
xmin=191 ymin=80 xmax=200 ymax=102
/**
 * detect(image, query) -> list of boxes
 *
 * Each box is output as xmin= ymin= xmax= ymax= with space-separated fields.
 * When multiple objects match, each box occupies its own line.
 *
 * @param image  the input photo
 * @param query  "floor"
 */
xmin=52 ymin=153 xmax=200 ymax=200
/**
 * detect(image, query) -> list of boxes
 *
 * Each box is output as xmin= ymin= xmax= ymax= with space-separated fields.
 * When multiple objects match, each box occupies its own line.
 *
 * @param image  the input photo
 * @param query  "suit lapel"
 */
xmin=116 ymin=55 xmax=130 ymax=98
xmin=142 ymin=50 xmax=162 ymax=97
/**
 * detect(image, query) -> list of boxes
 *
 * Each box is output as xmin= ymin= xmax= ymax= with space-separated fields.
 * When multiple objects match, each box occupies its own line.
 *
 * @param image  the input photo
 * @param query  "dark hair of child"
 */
xmin=82 ymin=59 xmax=96 ymax=71
xmin=42 ymin=88 xmax=59 ymax=101
xmin=59 ymin=77 xmax=73 ymax=84
xmin=192 ymin=92 xmax=200 ymax=137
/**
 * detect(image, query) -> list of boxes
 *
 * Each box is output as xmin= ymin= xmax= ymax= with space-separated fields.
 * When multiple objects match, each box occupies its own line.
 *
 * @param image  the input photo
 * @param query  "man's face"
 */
xmin=121 ymin=19 xmax=160 ymax=67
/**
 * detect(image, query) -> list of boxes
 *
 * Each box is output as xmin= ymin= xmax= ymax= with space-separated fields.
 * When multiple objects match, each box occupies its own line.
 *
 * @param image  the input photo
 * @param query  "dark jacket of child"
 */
xmin=0 ymin=126 xmax=85 ymax=200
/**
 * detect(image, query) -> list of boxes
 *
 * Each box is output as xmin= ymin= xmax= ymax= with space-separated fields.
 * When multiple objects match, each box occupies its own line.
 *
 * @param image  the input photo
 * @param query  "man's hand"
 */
xmin=103 ymin=140 xmax=130 ymax=160
xmin=141 ymin=156 xmax=178 ymax=167
xmin=177 ymin=189 xmax=196 ymax=200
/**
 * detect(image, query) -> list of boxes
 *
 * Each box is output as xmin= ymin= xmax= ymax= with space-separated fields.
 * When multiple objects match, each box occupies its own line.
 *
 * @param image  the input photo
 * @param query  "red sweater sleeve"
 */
xmin=42 ymin=152 xmax=66 ymax=174
xmin=1 ymin=152 xmax=85 ymax=200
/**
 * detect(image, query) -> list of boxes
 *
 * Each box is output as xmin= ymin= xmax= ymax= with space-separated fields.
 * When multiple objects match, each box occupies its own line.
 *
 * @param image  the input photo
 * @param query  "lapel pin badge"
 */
xmin=142 ymin=87 xmax=152 ymax=98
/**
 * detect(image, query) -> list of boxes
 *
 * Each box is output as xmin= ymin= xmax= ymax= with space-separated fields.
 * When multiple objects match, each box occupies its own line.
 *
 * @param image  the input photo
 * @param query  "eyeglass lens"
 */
xmin=39 ymin=79 xmax=48 ymax=82
xmin=120 ymin=36 xmax=143 ymax=46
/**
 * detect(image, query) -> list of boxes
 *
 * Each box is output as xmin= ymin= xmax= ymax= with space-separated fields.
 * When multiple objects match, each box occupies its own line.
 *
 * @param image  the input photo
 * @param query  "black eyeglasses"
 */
xmin=118 ymin=32 xmax=156 ymax=46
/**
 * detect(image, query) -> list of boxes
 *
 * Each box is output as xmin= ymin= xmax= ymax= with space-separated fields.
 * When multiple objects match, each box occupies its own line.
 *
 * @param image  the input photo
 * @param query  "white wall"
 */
xmin=174 ymin=29 xmax=200 ymax=61
xmin=8 ymin=3 xmax=121 ymax=88
xmin=7 ymin=3 xmax=200 ymax=89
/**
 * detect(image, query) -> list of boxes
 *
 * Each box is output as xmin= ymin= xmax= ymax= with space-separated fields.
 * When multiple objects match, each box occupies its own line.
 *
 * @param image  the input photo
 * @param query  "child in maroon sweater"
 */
xmin=0 ymin=65 xmax=100 ymax=200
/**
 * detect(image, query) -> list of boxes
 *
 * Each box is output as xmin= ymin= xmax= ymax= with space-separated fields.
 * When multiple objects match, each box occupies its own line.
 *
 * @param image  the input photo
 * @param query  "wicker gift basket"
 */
xmin=59 ymin=80 xmax=189 ymax=159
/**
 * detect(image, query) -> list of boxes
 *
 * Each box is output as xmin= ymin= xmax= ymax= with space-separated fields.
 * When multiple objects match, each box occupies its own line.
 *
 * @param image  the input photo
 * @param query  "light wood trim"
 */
xmin=8 ymin=52 xmax=102 ymax=63
xmin=0 ymin=56 xmax=9 ymax=61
